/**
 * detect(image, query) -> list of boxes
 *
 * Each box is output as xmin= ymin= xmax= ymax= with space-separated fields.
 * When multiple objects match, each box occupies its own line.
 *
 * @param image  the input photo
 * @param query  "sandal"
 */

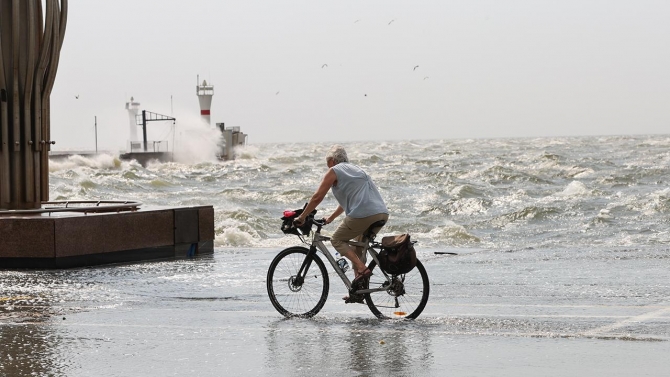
xmin=342 ymin=294 xmax=365 ymax=304
xmin=351 ymin=268 xmax=372 ymax=289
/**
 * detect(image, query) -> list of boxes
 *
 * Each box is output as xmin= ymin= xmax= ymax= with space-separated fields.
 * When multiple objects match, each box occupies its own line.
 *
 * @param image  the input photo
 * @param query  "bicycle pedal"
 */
xmin=351 ymin=278 xmax=369 ymax=291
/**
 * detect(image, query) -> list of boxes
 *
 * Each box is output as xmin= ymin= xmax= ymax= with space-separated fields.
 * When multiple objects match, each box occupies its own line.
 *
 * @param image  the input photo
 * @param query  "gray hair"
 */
xmin=326 ymin=145 xmax=348 ymax=164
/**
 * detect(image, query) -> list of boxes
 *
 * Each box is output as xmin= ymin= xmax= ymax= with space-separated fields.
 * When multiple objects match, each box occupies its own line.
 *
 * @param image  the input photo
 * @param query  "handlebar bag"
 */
xmin=280 ymin=208 xmax=317 ymax=235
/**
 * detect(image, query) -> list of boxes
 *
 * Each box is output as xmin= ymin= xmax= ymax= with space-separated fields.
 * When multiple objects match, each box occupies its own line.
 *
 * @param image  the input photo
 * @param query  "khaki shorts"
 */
xmin=331 ymin=213 xmax=389 ymax=263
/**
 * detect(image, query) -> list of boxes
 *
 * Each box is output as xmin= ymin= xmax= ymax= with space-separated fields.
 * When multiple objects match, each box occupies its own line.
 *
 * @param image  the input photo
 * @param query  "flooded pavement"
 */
xmin=1 ymin=247 xmax=670 ymax=376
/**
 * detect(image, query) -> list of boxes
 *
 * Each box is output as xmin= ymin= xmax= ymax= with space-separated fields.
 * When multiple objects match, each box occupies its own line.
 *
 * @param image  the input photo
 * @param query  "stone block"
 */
xmin=102 ymin=210 xmax=174 ymax=253
xmin=54 ymin=215 xmax=106 ymax=257
xmin=198 ymin=206 xmax=215 ymax=241
xmin=175 ymin=208 xmax=199 ymax=244
xmin=0 ymin=218 xmax=55 ymax=258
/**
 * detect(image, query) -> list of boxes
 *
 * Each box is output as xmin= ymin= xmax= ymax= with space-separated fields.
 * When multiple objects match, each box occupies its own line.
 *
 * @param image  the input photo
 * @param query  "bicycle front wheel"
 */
xmin=364 ymin=259 xmax=429 ymax=319
xmin=267 ymin=246 xmax=329 ymax=318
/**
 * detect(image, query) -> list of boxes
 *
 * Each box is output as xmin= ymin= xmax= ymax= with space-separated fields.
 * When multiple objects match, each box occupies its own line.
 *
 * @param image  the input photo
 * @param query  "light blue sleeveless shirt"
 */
xmin=331 ymin=163 xmax=388 ymax=218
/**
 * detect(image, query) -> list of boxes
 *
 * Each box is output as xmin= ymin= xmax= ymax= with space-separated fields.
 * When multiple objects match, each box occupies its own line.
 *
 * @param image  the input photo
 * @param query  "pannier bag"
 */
xmin=280 ymin=208 xmax=317 ymax=236
xmin=378 ymin=234 xmax=417 ymax=275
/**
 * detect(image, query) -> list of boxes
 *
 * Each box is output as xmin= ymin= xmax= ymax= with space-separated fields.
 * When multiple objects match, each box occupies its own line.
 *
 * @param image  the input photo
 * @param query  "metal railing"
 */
xmin=128 ymin=140 xmax=169 ymax=153
xmin=0 ymin=200 xmax=142 ymax=216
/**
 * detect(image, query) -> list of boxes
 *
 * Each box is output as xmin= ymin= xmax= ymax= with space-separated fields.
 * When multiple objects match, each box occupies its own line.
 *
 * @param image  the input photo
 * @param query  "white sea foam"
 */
xmin=173 ymin=117 xmax=222 ymax=164
xmin=216 ymin=228 xmax=256 ymax=247
xmin=234 ymin=144 xmax=259 ymax=160
xmin=422 ymin=221 xmax=481 ymax=246
xmin=49 ymin=153 xmax=123 ymax=172
xmin=557 ymin=181 xmax=590 ymax=197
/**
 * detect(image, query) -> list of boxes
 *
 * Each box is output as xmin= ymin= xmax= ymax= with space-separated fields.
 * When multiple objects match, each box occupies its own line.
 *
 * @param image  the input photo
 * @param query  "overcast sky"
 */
xmin=50 ymin=0 xmax=670 ymax=150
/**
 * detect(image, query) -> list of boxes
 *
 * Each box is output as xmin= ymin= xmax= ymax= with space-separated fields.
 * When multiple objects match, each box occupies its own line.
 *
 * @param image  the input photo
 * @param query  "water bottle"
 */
xmin=335 ymin=252 xmax=349 ymax=273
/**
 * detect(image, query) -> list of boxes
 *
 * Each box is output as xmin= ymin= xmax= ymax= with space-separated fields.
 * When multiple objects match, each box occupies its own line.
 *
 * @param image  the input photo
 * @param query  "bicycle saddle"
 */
xmin=363 ymin=220 xmax=386 ymax=239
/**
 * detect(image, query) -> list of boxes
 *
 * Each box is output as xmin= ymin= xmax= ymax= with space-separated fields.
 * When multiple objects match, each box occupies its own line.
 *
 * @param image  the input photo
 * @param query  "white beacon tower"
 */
xmin=125 ymin=96 xmax=140 ymax=144
xmin=196 ymin=75 xmax=214 ymax=125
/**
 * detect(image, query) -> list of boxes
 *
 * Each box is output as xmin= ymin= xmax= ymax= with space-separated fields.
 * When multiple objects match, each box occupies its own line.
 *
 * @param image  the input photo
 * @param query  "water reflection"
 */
xmin=0 ymin=284 xmax=59 ymax=376
xmin=0 ymin=323 xmax=59 ymax=376
xmin=348 ymin=320 xmax=433 ymax=376
xmin=265 ymin=317 xmax=434 ymax=376
xmin=0 ymin=255 xmax=218 ymax=376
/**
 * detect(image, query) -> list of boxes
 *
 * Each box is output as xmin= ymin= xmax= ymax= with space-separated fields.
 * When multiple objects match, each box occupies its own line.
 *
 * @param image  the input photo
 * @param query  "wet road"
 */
xmin=1 ymin=247 xmax=670 ymax=376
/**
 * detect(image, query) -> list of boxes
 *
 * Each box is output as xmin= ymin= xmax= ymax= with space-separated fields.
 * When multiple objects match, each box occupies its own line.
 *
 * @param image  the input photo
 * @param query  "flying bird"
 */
xmin=413 ymin=65 xmax=419 ymax=71
xmin=75 ymin=95 xmax=79 ymax=99
xmin=276 ymin=91 xmax=280 ymax=95
xmin=322 ymin=64 xmax=328 ymax=68
xmin=354 ymin=19 xmax=360 ymax=23
xmin=423 ymin=76 xmax=429 ymax=80
xmin=388 ymin=19 xmax=395 ymax=25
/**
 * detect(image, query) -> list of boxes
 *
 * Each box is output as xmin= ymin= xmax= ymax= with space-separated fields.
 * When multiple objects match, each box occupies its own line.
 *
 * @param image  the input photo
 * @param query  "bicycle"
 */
xmin=266 ymin=212 xmax=430 ymax=319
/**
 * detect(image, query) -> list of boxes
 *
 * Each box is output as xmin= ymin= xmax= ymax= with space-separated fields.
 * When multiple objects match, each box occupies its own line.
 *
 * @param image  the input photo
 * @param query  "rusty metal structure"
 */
xmin=0 ymin=0 xmax=68 ymax=210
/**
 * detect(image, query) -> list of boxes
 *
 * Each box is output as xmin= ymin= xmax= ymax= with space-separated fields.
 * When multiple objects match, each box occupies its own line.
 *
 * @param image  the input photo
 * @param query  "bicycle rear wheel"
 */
xmin=364 ymin=259 xmax=429 ymax=319
xmin=267 ymin=246 xmax=329 ymax=318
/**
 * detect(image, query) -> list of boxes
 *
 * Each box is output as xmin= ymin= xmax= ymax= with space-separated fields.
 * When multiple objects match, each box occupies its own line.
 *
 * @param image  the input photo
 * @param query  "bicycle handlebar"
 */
xmin=312 ymin=218 xmax=327 ymax=227
xmin=293 ymin=216 xmax=326 ymax=227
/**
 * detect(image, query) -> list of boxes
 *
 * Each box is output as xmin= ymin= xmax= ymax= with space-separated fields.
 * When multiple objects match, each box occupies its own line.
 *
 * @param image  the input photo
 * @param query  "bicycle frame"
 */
xmin=295 ymin=225 xmax=393 ymax=294
xmin=270 ymin=215 xmax=430 ymax=319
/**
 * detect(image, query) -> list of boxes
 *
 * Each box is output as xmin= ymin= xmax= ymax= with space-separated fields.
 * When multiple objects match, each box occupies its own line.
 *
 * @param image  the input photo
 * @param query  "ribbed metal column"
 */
xmin=0 ymin=0 xmax=67 ymax=209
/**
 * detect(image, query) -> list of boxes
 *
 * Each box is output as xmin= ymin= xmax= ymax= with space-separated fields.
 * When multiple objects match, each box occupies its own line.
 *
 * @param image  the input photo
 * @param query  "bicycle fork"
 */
xmin=293 ymin=245 xmax=319 ymax=287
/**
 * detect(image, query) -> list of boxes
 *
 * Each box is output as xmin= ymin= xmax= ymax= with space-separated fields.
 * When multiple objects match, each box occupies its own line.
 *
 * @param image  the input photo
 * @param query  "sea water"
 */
xmin=48 ymin=135 xmax=670 ymax=251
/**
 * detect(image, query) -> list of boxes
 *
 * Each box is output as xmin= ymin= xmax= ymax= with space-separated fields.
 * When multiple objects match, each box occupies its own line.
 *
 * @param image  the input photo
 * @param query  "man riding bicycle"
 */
xmin=294 ymin=145 xmax=389 ymax=301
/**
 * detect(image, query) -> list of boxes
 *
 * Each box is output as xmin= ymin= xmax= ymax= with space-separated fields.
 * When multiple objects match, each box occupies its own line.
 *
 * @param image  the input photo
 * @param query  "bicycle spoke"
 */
xmin=365 ymin=260 xmax=429 ymax=319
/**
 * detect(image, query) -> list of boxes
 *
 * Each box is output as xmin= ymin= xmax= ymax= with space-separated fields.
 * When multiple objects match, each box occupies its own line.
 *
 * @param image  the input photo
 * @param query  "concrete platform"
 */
xmin=49 ymin=151 xmax=174 ymax=167
xmin=0 ymin=205 xmax=214 ymax=269
xmin=119 ymin=152 xmax=173 ymax=166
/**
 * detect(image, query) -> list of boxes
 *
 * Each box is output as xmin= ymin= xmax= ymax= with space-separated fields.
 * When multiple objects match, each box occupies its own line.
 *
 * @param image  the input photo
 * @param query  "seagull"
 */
xmin=423 ymin=76 xmax=429 ymax=80
xmin=388 ymin=19 xmax=395 ymax=25
xmin=413 ymin=65 xmax=419 ymax=71
xmin=322 ymin=64 xmax=328 ymax=68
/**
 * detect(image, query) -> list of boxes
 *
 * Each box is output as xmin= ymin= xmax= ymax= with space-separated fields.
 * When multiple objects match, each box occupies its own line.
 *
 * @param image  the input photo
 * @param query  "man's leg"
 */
xmin=353 ymin=213 xmax=389 ymax=263
xmin=331 ymin=213 xmax=389 ymax=275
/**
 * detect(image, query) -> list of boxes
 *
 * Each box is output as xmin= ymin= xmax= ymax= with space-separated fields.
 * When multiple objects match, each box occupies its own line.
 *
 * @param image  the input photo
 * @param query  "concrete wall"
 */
xmin=0 ymin=206 xmax=215 ymax=269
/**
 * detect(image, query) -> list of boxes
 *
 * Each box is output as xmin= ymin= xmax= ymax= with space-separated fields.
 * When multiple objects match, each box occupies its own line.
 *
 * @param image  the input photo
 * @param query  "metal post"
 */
xmin=142 ymin=110 xmax=148 ymax=152
xmin=94 ymin=116 xmax=98 ymax=153
xmin=172 ymin=121 xmax=176 ymax=161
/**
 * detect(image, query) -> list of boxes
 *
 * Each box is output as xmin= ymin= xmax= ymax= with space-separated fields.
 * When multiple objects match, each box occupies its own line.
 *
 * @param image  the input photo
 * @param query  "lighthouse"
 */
xmin=196 ymin=75 xmax=214 ymax=125
xmin=125 ymin=96 xmax=140 ymax=144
